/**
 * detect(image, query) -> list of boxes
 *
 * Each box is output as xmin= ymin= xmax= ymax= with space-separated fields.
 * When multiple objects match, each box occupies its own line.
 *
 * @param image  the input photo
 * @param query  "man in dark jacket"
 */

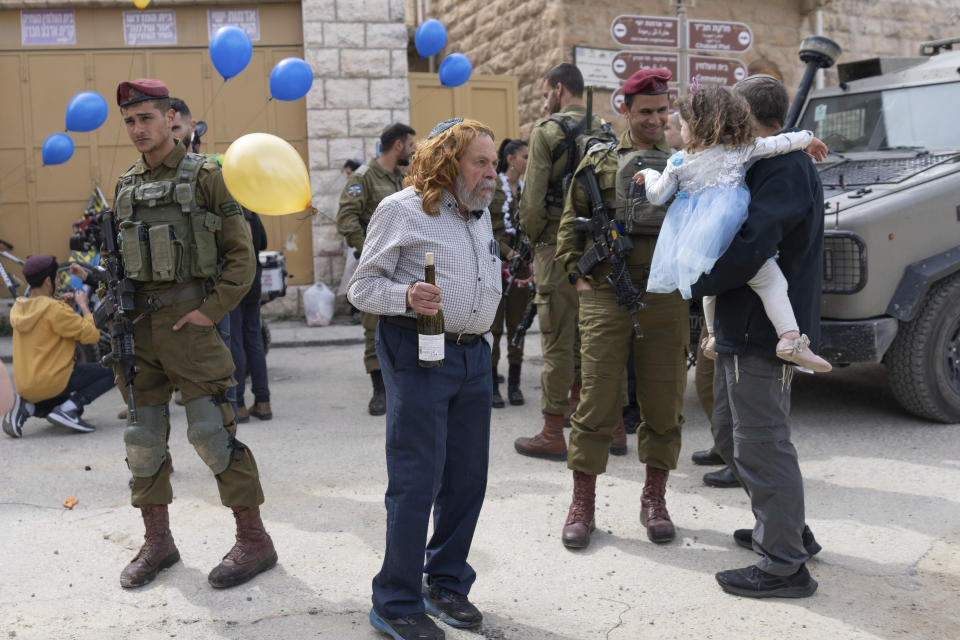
xmin=229 ymin=208 xmax=272 ymax=422
xmin=690 ymin=75 xmax=823 ymax=598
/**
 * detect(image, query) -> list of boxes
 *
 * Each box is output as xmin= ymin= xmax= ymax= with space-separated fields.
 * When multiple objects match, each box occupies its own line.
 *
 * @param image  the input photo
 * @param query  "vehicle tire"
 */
xmin=261 ymin=322 xmax=271 ymax=356
xmin=886 ymin=273 xmax=960 ymax=423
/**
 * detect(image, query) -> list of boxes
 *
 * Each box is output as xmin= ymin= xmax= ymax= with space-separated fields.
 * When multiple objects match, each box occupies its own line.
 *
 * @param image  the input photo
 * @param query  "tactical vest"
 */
xmin=614 ymin=147 xmax=669 ymax=236
xmin=114 ymin=153 xmax=222 ymax=283
xmin=544 ymin=113 xmax=616 ymax=220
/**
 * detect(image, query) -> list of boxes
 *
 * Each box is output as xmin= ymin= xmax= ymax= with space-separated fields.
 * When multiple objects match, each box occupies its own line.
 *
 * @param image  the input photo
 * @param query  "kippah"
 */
xmin=428 ymin=118 xmax=463 ymax=139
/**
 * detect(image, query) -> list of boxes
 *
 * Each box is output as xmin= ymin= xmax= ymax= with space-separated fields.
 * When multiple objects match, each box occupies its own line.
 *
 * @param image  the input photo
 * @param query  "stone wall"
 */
xmin=417 ymin=0 xmax=960 ymax=138
xmin=301 ymin=0 xmax=411 ymax=291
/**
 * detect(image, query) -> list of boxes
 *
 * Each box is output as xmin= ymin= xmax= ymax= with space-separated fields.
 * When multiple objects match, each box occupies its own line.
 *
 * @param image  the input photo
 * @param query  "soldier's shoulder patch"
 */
xmin=347 ymin=184 xmax=362 ymax=197
xmin=220 ymin=202 xmax=243 ymax=217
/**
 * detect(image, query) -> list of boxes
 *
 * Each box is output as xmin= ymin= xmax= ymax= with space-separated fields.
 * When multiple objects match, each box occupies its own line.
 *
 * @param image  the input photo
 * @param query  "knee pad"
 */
xmin=185 ymin=396 xmax=231 ymax=475
xmin=123 ymin=405 xmax=168 ymax=477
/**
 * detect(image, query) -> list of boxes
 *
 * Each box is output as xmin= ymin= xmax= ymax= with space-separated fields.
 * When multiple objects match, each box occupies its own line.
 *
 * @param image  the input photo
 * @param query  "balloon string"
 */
xmin=198 ymin=80 xmax=228 ymax=127
xmin=236 ymin=98 xmax=270 ymax=135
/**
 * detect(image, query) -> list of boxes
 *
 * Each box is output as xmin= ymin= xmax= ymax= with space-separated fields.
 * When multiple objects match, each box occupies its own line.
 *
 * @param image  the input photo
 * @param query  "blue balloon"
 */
xmin=438 ymin=53 xmax=472 ymax=88
xmin=415 ymin=19 xmax=447 ymax=58
xmin=42 ymin=133 xmax=74 ymax=166
xmin=270 ymin=57 xmax=314 ymax=101
xmin=65 ymin=92 xmax=108 ymax=132
xmin=209 ymin=26 xmax=253 ymax=80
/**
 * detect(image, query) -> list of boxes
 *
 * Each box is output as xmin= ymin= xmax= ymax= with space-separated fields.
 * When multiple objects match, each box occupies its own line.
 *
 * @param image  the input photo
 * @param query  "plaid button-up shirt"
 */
xmin=348 ymin=186 xmax=502 ymax=335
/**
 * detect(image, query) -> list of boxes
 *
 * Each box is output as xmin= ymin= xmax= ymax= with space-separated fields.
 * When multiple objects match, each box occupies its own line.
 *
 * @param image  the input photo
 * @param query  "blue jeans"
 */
xmin=229 ymin=298 xmax=270 ymax=406
xmin=371 ymin=319 xmax=492 ymax=619
xmin=34 ymin=363 xmax=115 ymax=416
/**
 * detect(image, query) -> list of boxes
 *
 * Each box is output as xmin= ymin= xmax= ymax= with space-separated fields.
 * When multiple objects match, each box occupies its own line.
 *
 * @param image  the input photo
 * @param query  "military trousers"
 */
xmin=491 ymin=274 xmax=532 ymax=370
xmin=361 ymin=311 xmax=381 ymax=373
xmin=533 ymin=245 xmax=580 ymax=415
xmin=118 ymin=299 xmax=265 ymax=508
xmin=568 ymin=284 xmax=688 ymax=475
xmin=711 ymin=353 xmax=808 ymax=576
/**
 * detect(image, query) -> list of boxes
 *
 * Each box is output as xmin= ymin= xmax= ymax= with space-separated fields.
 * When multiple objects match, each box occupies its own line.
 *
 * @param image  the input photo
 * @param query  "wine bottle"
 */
xmin=417 ymin=252 xmax=445 ymax=368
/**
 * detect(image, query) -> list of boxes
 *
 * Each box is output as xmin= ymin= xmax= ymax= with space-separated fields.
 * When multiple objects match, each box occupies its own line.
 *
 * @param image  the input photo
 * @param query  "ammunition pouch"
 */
xmin=614 ymin=148 xmax=669 ymax=236
xmin=115 ymin=153 xmax=221 ymax=283
xmin=185 ymin=396 xmax=231 ymax=474
xmin=123 ymin=405 xmax=169 ymax=477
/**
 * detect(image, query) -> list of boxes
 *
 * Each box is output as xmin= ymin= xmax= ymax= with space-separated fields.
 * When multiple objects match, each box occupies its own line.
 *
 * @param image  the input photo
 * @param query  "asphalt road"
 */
xmin=1 ymin=337 xmax=958 ymax=640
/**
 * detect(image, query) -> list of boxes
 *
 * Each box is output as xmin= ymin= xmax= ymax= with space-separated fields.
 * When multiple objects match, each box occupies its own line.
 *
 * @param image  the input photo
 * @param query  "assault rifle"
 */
xmin=510 ymin=281 xmax=537 ymax=350
xmin=572 ymin=164 xmax=646 ymax=338
xmin=502 ymin=227 xmax=533 ymax=297
xmin=98 ymin=208 xmax=139 ymax=423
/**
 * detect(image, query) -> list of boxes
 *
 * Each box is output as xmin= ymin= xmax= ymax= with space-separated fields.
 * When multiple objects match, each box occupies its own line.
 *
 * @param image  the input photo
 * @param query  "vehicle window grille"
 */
xmin=818 ymin=153 xmax=959 ymax=187
xmin=823 ymin=230 xmax=867 ymax=294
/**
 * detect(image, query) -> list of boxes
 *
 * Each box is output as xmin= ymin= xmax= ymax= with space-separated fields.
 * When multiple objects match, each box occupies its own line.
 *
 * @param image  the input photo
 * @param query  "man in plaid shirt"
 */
xmin=349 ymin=118 xmax=502 ymax=640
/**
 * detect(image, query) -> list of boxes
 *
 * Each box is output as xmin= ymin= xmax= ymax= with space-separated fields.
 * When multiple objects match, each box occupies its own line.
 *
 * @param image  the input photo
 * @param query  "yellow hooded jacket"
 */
xmin=9 ymin=296 xmax=100 ymax=403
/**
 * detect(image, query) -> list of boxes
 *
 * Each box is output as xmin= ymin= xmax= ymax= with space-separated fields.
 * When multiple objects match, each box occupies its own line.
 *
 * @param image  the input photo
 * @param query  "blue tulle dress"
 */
xmin=640 ymin=131 xmax=813 ymax=299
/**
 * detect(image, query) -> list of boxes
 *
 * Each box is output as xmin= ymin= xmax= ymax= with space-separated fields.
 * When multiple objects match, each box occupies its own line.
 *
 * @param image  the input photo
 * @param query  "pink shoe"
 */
xmin=776 ymin=334 xmax=832 ymax=373
xmin=700 ymin=335 xmax=717 ymax=361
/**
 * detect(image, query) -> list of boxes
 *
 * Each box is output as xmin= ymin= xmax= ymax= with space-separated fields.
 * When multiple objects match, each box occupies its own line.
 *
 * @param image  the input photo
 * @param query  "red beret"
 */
xmin=116 ymin=79 xmax=169 ymax=107
xmin=622 ymin=68 xmax=672 ymax=96
xmin=22 ymin=254 xmax=57 ymax=277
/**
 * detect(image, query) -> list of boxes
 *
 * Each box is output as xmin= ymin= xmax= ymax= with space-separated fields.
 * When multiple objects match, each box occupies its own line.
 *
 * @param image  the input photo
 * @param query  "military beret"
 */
xmin=116 ymin=78 xmax=169 ymax=107
xmin=22 ymin=254 xmax=57 ymax=277
xmin=428 ymin=118 xmax=463 ymax=139
xmin=622 ymin=68 xmax=672 ymax=96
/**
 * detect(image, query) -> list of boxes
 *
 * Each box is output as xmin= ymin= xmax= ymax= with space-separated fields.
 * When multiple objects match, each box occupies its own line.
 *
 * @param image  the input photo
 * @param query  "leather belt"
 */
xmin=382 ymin=315 xmax=482 ymax=345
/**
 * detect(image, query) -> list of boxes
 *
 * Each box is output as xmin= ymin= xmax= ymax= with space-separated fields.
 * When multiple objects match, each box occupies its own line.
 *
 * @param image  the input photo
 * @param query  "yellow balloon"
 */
xmin=133 ymin=0 xmax=151 ymax=9
xmin=222 ymin=133 xmax=312 ymax=216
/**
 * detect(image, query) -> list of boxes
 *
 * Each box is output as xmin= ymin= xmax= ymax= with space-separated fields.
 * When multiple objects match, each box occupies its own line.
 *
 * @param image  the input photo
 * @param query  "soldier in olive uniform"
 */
xmin=336 ymin=123 xmax=415 ymax=416
xmin=489 ymin=138 xmax=531 ymax=407
xmin=110 ymin=79 xmax=276 ymax=589
xmin=555 ymin=69 xmax=689 ymax=548
xmin=514 ymin=63 xmax=628 ymax=460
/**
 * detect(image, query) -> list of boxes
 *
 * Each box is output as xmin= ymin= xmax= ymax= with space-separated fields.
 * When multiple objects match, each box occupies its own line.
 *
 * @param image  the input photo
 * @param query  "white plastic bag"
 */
xmin=303 ymin=282 xmax=336 ymax=326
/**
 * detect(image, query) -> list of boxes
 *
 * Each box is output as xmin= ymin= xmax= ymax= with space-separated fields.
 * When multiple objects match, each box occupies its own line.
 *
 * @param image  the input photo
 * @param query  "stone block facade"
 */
xmin=424 ymin=0 xmax=959 ymax=138
xmin=302 ymin=0 xmax=411 ymax=293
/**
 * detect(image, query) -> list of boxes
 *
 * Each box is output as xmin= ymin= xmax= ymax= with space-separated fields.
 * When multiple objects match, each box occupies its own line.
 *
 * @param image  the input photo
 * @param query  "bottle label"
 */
xmin=418 ymin=333 xmax=445 ymax=361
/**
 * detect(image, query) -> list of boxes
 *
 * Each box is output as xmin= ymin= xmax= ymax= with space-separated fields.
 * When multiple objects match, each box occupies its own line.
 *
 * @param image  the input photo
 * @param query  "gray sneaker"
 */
xmin=2 ymin=394 xmax=30 ymax=438
xmin=46 ymin=407 xmax=95 ymax=433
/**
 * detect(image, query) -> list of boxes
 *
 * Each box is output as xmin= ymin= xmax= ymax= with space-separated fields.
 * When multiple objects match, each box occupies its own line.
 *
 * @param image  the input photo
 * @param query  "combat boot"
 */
xmin=507 ymin=363 xmax=524 ymax=406
xmin=368 ymin=370 xmax=386 ymax=416
xmin=514 ymin=413 xmax=566 ymax=460
xmin=564 ymin=380 xmax=581 ymax=428
xmin=237 ymin=405 xmax=250 ymax=423
xmin=492 ymin=369 xmax=505 ymax=409
xmin=640 ymin=465 xmax=676 ymax=543
xmin=208 ymin=506 xmax=278 ymax=588
xmin=561 ymin=471 xmax=596 ymax=548
xmin=120 ymin=504 xmax=180 ymax=588
xmin=248 ymin=402 xmax=272 ymax=421
xmin=610 ymin=416 xmax=627 ymax=456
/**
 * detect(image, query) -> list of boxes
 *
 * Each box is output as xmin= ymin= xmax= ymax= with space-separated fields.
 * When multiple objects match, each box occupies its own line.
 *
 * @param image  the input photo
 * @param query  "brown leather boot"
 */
xmin=120 ymin=504 xmax=180 ymax=588
xmin=248 ymin=402 xmax=272 ymax=421
xmin=564 ymin=380 xmax=582 ymax=428
xmin=640 ymin=465 xmax=676 ymax=543
xmin=237 ymin=405 xmax=250 ymax=423
xmin=514 ymin=412 xmax=566 ymax=460
xmin=561 ymin=471 xmax=596 ymax=548
xmin=208 ymin=506 xmax=279 ymax=588
xmin=610 ymin=416 xmax=627 ymax=456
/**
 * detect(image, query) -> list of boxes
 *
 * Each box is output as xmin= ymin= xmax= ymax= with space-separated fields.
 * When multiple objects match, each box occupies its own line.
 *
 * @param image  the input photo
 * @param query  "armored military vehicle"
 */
xmin=794 ymin=37 xmax=960 ymax=422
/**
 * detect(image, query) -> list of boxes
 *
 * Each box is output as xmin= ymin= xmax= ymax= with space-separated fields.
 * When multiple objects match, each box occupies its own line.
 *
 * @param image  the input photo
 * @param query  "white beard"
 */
xmin=455 ymin=175 xmax=496 ymax=211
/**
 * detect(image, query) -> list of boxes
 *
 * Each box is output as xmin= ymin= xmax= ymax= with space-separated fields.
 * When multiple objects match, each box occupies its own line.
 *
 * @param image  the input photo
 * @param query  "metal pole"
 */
xmin=677 ymin=0 xmax=687 ymax=96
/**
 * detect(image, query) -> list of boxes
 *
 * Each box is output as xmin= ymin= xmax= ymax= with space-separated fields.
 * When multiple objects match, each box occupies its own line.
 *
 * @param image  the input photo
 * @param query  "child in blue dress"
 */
xmin=636 ymin=85 xmax=831 ymax=372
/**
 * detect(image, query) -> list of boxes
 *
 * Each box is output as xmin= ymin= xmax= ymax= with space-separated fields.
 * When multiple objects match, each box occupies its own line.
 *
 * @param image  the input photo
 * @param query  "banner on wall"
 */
xmin=123 ymin=10 xmax=178 ymax=46
xmin=207 ymin=8 xmax=261 ymax=42
xmin=21 ymin=10 xmax=76 ymax=46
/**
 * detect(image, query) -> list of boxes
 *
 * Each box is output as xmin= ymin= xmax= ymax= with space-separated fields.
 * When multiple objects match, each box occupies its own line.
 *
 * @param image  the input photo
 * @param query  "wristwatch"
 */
xmin=568 ymin=272 xmax=582 ymax=285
